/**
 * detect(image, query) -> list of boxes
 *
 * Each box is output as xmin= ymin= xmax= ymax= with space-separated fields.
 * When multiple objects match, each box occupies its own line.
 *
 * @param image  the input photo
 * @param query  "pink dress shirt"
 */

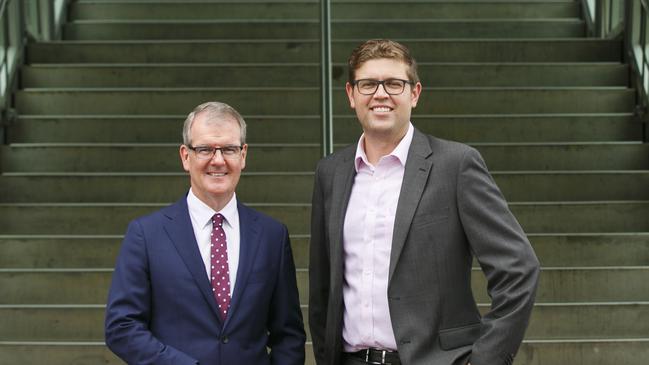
xmin=342 ymin=123 xmax=414 ymax=352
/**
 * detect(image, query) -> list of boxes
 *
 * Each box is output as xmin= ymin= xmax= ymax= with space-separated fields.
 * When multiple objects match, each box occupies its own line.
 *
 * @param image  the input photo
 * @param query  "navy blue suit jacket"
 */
xmin=105 ymin=197 xmax=305 ymax=365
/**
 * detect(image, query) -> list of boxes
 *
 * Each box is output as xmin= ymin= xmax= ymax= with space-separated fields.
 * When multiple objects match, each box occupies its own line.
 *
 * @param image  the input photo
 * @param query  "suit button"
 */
xmin=222 ymin=336 xmax=229 ymax=344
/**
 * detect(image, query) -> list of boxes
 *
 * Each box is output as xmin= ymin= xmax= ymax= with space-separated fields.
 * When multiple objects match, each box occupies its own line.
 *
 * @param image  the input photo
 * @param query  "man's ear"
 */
xmin=345 ymin=82 xmax=356 ymax=109
xmin=240 ymin=144 xmax=248 ymax=170
xmin=410 ymin=82 xmax=422 ymax=108
xmin=179 ymin=145 xmax=190 ymax=172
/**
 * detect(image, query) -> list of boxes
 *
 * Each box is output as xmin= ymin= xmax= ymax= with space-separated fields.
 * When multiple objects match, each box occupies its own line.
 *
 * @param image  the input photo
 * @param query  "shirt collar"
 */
xmin=354 ymin=122 xmax=414 ymax=172
xmin=187 ymin=189 xmax=239 ymax=229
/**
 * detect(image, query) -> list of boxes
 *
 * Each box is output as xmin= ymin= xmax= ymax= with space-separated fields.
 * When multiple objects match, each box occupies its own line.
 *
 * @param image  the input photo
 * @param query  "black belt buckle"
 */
xmin=363 ymin=348 xmax=393 ymax=365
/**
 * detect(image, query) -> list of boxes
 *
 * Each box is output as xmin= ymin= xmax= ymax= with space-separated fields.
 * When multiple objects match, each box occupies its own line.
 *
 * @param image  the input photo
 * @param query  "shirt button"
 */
xmin=222 ymin=336 xmax=229 ymax=344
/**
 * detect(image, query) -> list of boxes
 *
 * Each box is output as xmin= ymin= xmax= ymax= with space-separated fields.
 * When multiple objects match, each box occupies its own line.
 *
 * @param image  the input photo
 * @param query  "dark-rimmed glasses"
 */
xmin=186 ymin=145 xmax=244 ymax=160
xmin=352 ymin=78 xmax=414 ymax=95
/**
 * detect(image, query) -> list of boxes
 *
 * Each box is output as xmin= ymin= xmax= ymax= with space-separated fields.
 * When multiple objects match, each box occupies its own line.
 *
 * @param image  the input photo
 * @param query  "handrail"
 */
xmin=585 ymin=0 xmax=649 ymax=142
xmin=320 ymin=0 xmax=334 ymax=156
xmin=0 ymin=0 xmax=23 ymax=143
xmin=624 ymin=0 xmax=649 ymax=142
xmin=0 ymin=0 xmax=70 ymax=143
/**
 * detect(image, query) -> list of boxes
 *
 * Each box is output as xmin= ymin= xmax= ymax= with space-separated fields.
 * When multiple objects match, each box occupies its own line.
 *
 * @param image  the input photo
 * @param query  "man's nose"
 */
xmin=209 ymin=150 xmax=226 ymax=164
xmin=373 ymin=83 xmax=389 ymax=98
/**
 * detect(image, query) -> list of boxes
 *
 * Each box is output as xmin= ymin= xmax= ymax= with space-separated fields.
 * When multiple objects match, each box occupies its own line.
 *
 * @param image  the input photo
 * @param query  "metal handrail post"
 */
xmin=1 ymin=1 xmax=8 ymax=143
xmin=636 ymin=1 xmax=649 ymax=142
xmin=37 ymin=0 xmax=55 ymax=41
xmin=595 ymin=0 xmax=604 ymax=36
xmin=320 ymin=0 xmax=333 ymax=156
xmin=1 ymin=0 xmax=69 ymax=143
xmin=0 ymin=0 xmax=22 ymax=143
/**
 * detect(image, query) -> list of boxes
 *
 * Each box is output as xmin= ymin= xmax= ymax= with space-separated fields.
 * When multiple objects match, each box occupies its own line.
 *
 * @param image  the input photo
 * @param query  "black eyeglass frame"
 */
xmin=351 ymin=78 xmax=415 ymax=95
xmin=186 ymin=144 xmax=244 ymax=160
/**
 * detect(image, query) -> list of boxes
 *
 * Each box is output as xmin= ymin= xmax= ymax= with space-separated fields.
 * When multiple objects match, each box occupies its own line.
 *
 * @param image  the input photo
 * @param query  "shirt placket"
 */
xmin=361 ymin=167 xmax=380 ymax=342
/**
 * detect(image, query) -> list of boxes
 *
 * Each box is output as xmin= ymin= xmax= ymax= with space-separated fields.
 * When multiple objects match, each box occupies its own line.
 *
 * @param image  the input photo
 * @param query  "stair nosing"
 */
xmin=25 ymin=62 xmax=626 ymax=67
xmin=18 ymin=86 xmax=632 ymax=91
xmin=16 ymin=112 xmax=636 ymax=119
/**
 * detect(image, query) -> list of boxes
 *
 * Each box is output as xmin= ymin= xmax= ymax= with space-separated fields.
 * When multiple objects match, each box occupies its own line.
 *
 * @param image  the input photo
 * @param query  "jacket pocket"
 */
xmin=410 ymin=207 xmax=450 ymax=229
xmin=438 ymin=322 xmax=481 ymax=350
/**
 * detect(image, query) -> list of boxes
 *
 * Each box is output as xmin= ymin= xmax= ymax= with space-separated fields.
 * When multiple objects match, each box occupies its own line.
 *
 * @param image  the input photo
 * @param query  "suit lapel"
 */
xmin=162 ymin=198 xmax=222 ymax=321
xmin=389 ymin=130 xmax=434 ymax=282
xmin=226 ymin=202 xmax=261 ymax=328
xmin=328 ymin=148 xmax=357 ymax=270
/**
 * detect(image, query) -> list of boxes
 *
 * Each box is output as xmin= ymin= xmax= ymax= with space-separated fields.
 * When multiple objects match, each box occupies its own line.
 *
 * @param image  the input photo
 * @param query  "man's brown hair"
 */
xmin=347 ymin=39 xmax=419 ymax=84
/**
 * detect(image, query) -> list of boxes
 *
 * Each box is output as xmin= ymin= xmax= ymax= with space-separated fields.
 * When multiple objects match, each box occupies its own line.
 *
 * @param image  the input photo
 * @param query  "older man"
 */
xmin=106 ymin=101 xmax=305 ymax=365
xmin=309 ymin=39 xmax=540 ymax=365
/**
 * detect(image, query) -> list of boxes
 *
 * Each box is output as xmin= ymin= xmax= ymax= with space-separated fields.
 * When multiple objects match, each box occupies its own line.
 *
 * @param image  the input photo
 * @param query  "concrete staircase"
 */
xmin=1 ymin=0 xmax=648 ymax=364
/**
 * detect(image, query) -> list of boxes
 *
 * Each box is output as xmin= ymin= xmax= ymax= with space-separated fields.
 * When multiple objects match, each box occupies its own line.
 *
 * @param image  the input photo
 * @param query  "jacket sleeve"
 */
xmin=267 ymin=225 xmax=307 ymax=365
xmin=104 ymin=219 xmax=198 ymax=365
xmin=457 ymin=147 xmax=540 ymax=365
xmin=308 ymin=160 xmax=331 ymax=364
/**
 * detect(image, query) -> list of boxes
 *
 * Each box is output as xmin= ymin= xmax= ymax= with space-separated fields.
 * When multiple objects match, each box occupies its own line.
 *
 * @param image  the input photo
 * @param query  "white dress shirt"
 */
xmin=187 ymin=189 xmax=240 ymax=296
xmin=342 ymin=123 xmax=414 ymax=352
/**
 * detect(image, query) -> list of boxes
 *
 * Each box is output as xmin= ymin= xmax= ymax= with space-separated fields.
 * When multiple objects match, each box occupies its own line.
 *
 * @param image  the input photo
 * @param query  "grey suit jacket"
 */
xmin=309 ymin=128 xmax=540 ymax=365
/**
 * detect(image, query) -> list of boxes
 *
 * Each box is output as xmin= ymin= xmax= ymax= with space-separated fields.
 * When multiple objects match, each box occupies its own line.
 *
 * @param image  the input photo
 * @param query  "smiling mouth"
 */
xmin=371 ymin=106 xmax=393 ymax=112
xmin=207 ymin=172 xmax=227 ymax=177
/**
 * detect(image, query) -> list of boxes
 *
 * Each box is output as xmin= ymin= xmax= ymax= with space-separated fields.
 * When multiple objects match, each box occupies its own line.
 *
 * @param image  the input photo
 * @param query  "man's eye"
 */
xmin=385 ymin=80 xmax=402 ymax=88
xmin=222 ymin=147 xmax=236 ymax=155
xmin=196 ymin=148 xmax=212 ymax=154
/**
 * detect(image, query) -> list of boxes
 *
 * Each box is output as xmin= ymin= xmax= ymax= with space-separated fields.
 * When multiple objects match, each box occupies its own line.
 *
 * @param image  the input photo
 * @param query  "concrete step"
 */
xmin=474 ymin=143 xmax=649 ymax=170
xmin=1 ymin=202 xmax=648 ymax=235
xmin=1 ymin=171 xmax=648 ymax=203
xmin=0 ymin=203 xmax=313 ymax=235
xmin=1 ymin=268 xmax=648 ymax=305
xmin=516 ymin=339 xmax=649 ymax=365
xmin=2 ymin=233 xmax=648 ymax=269
xmin=9 ymin=114 xmax=642 ymax=144
xmin=334 ymin=114 xmax=643 ymax=144
xmin=530 ymin=233 xmax=649 ymax=267
xmin=0 ymin=341 xmax=121 ymax=365
xmin=0 ymin=235 xmax=310 ymax=269
xmin=1 ymin=338 xmax=649 ymax=365
xmin=62 ymin=20 xmax=586 ymax=40
xmin=4 ymin=143 xmax=646 ymax=172
xmin=474 ymin=267 xmax=649 ymax=303
xmin=1 ymin=144 xmax=322 ymax=172
xmin=20 ymin=63 xmax=628 ymax=88
xmin=15 ymin=88 xmax=635 ymax=115
xmin=509 ymin=201 xmax=649 ymax=234
xmin=70 ymin=1 xmax=320 ymax=20
xmin=10 ymin=115 xmax=321 ymax=144
xmin=68 ymin=1 xmax=580 ymax=20
xmin=26 ymin=39 xmax=622 ymax=63
xmin=3 ymin=303 xmax=649 ymax=343
xmin=0 ymin=173 xmax=316 ymax=203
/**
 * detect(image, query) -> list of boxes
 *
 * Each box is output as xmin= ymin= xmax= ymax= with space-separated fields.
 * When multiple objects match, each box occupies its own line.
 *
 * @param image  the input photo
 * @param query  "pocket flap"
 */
xmin=438 ymin=322 xmax=481 ymax=350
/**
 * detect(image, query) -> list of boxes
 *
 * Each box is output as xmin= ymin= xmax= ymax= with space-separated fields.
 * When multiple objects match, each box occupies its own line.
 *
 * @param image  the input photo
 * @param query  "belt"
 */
xmin=346 ymin=348 xmax=401 ymax=365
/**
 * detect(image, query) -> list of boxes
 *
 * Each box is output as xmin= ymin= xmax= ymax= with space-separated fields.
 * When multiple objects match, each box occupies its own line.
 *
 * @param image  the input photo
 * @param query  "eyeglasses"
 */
xmin=187 ymin=145 xmax=244 ymax=160
xmin=352 ymin=78 xmax=414 ymax=95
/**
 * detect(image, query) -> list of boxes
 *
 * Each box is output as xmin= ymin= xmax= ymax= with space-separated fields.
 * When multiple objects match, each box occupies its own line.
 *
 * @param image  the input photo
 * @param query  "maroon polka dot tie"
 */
xmin=211 ymin=213 xmax=230 ymax=320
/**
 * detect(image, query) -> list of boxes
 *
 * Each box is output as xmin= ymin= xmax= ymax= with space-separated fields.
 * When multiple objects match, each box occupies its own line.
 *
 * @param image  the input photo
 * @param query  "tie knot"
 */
xmin=212 ymin=213 xmax=224 ymax=227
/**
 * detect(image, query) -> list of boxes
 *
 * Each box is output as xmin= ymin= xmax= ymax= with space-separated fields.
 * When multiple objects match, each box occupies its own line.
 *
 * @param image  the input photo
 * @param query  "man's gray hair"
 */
xmin=182 ymin=101 xmax=247 ymax=145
